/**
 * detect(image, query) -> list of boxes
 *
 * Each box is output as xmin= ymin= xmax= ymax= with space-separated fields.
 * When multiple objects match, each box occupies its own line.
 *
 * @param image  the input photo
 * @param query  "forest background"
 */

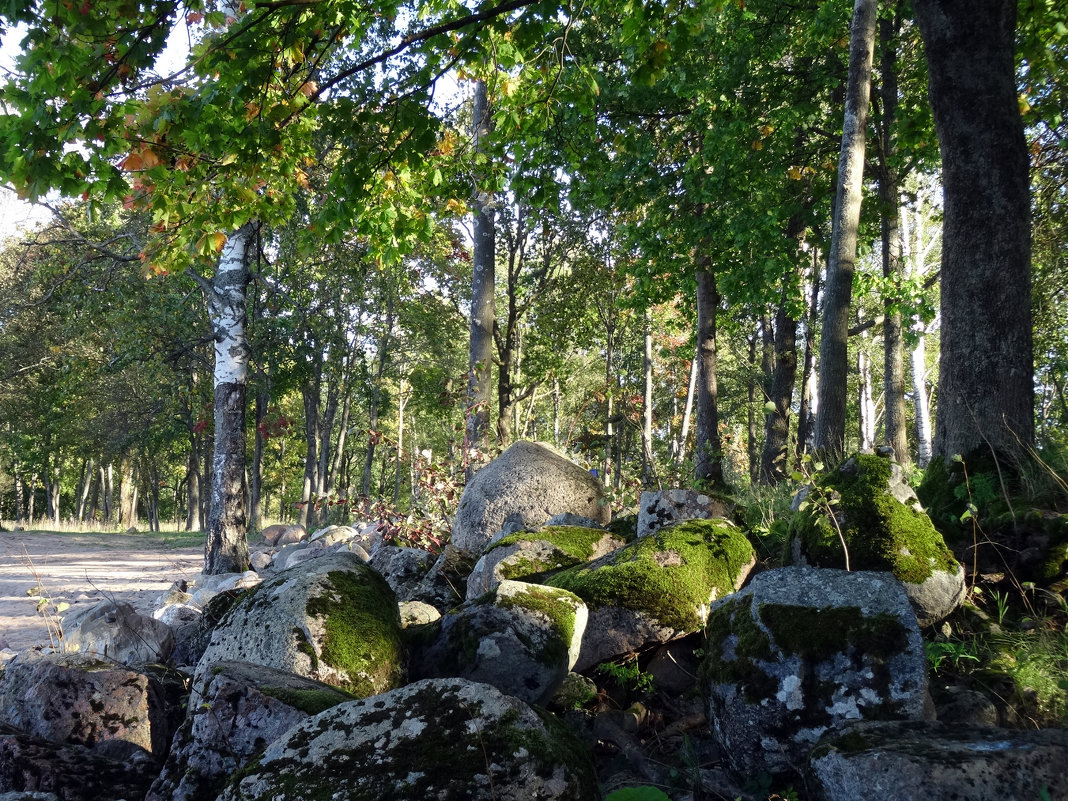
xmin=0 ymin=0 xmax=1065 ymax=573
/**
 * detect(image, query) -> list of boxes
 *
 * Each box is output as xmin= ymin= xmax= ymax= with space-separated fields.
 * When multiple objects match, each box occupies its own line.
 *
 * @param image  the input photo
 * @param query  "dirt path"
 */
xmin=0 ymin=530 xmax=204 ymax=653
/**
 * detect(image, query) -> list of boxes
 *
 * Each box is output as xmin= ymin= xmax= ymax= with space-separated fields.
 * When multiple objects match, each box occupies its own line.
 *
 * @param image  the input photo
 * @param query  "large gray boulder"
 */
xmin=0 ymin=651 xmax=168 ymax=757
xmin=218 ymin=678 xmax=597 ymax=801
xmin=368 ymin=544 xmax=436 ymax=600
xmin=810 ymin=721 xmax=1068 ymax=801
xmin=547 ymin=518 xmax=756 ymax=671
xmin=146 ymin=661 xmax=353 ymax=801
xmin=702 ymin=567 xmax=928 ymax=779
xmin=412 ymin=580 xmax=587 ymax=705
xmin=194 ymin=552 xmax=404 ymax=698
xmin=452 ymin=441 xmax=610 ymax=556
xmin=61 ymin=600 xmax=174 ymax=666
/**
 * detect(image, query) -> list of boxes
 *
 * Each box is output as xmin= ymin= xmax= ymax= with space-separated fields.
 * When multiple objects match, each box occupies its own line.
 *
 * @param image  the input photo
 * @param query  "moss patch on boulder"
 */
xmin=790 ymin=453 xmax=959 ymax=584
xmin=304 ymin=567 xmax=404 ymax=698
xmin=546 ymin=518 xmax=755 ymax=631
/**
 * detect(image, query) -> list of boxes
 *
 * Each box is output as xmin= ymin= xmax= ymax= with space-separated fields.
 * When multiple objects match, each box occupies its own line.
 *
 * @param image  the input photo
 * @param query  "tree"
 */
xmin=913 ymin=0 xmax=1034 ymax=461
xmin=814 ymin=0 xmax=879 ymax=458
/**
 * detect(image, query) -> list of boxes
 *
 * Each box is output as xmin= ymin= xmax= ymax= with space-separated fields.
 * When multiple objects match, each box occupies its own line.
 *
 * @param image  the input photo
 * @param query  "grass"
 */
xmin=1 ymin=520 xmax=205 ymax=550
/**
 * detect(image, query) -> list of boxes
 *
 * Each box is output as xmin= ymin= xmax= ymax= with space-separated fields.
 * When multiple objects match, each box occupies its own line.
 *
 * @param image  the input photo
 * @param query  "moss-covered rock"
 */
xmin=789 ymin=452 xmax=964 ymax=625
xmin=466 ymin=525 xmax=626 ymax=600
xmin=545 ymin=518 xmax=756 ymax=670
xmin=218 ymin=678 xmax=597 ymax=801
xmin=411 ymin=580 xmax=587 ymax=705
xmin=193 ymin=553 xmax=404 ymax=699
xmin=702 ymin=567 xmax=927 ymax=781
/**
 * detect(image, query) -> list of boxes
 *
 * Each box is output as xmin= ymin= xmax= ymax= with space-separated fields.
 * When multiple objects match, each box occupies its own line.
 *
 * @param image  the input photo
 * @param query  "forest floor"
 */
xmin=0 ymin=529 xmax=203 ymax=653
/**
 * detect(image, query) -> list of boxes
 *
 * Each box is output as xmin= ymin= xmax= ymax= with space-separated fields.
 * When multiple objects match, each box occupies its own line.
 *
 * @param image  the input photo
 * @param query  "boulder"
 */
xmin=412 ymin=580 xmax=587 ymax=705
xmin=194 ymin=552 xmax=404 ymax=698
xmin=466 ymin=525 xmax=626 ymax=601
xmin=546 ymin=518 xmax=756 ymax=671
xmin=409 ymin=544 xmax=477 ymax=610
xmin=368 ymin=545 xmax=436 ymax=600
xmin=637 ymin=489 xmax=733 ymax=538
xmin=61 ymin=600 xmax=174 ymax=666
xmin=788 ymin=452 xmax=965 ymax=626
xmin=702 ymin=566 xmax=927 ymax=779
xmin=259 ymin=524 xmax=306 ymax=546
xmin=0 ymin=651 xmax=168 ymax=756
xmin=451 ymin=441 xmax=610 ymax=556
xmin=147 ymin=661 xmax=353 ymax=801
xmin=0 ymin=725 xmax=155 ymax=801
xmin=217 ymin=678 xmax=597 ymax=801
xmin=189 ymin=571 xmax=262 ymax=607
xmin=809 ymin=721 xmax=1068 ymax=801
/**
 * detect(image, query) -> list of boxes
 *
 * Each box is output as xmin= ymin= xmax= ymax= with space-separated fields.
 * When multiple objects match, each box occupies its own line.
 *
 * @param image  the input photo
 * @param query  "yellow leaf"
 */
xmin=787 ymin=165 xmax=803 ymax=181
xmin=751 ymin=140 xmax=763 ymax=151
xmin=210 ymin=232 xmax=228 ymax=252
xmin=445 ymin=198 xmax=468 ymax=215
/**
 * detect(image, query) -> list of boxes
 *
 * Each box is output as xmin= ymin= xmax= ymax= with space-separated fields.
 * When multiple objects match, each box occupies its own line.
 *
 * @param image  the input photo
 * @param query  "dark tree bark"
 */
xmin=694 ymin=267 xmax=725 ymax=487
xmin=198 ymin=222 xmax=257 ymax=575
xmin=466 ymin=78 xmax=496 ymax=471
xmin=814 ymin=0 xmax=879 ymax=457
xmin=877 ymin=6 xmax=910 ymax=466
xmin=913 ymin=0 xmax=1034 ymax=459
xmin=760 ymin=299 xmax=799 ymax=483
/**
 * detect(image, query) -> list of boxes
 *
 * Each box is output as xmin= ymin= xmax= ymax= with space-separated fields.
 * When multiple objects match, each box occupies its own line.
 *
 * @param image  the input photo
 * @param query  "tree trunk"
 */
xmin=300 ymin=369 xmax=321 ymax=529
xmin=101 ymin=463 xmax=113 ymax=526
xmin=640 ymin=309 xmax=656 ymax=486
xmin=912 ymin=330 xmax=934 ymax=467
xmin=199 ymin=223 xmax=256 ymax=574
xmin=760 ymin=299 xmax=799 ymax=483
xmin=119 ymin=457 xmax=138 ymax=529
xmin=857 ymin=329 xmax=877 ymax=451
xmin=796 ymin=254 xmax=821 ymax=462
xmin=466 ymin=79 xmax=496 ymax=472
xmin=76 ymin=457 xmax=93 ymax=523
xmin=695 ymin=268 xmax=725 ymax=487
xmin=13 ymin=461 xmax=25 ymax=524
xmin=878 ymin=7 xmax=910 ymax=466
xmin=676 ymin=352 xmax=698 ymax=468
xmin=185 ymin=441 xmax=201 ymax=531
xmin=814 ymin=0 xmax=879 ymax=457
xmin=913 ymin=0 xmax=1034 ymax=460
xmin=249 ymin=376 xmax=269 ymax=532
xmin=747 ymin=331 xmax=760 ymax=483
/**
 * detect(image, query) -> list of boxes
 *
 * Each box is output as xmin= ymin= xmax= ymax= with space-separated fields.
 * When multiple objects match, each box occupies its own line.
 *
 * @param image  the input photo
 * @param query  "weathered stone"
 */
xmin=147 ymin=661 xmax=352 ymax=801
xmin=190 ymin=571 xmax=262 ymax=607
xmin=452 ymin=441 xmax=610 ymax=556
xmin=0 ymin=651 xmax=167 ymax=757
xmin=466 ymin=526 xmax=626 ymax=601
xmin=260 ymin=524 xmax=306 ymax=546
xmin=410 ymin=544 xmax=477 ymax=610
xmin=248 ymin=551 xmax=272 ymax=572
xmin=637 ymin=489 xmax=732 ymax=538
xmin=194 ymin=552 xmax=404 ymax=698
xmin=61 ymin=600 xmax=174 ymax=666
xmin=547 ymin=518 xmax=756 ymax=671
xmin=702 ymin=566 xmax=927 ymax=779
xmin=413 ymin=580 xmax=587 ymax=705
xmin=369 ymin=545 xmax=436 ymax=600
xmin=809 ymin=721 xmax=1068 ymax=801
xmin=788 ymin=452 xmax=965 ymax=625
xmin=0 ymin=725 xmax=155 ymax=801
xmin=218 ymin=678 xmax=597 ymax=801
xmin=398 ymin=600 xmax=441 ymax=628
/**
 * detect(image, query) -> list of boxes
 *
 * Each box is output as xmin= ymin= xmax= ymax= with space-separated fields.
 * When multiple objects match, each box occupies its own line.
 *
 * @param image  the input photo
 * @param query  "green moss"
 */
xmin=701 ymin=596 xmax=777 ymax=702
xmin=487 ymin=526 xmax=624 ymax=583
xmin=547 ymin=518 xmax=754 ymax=631
xmin=293 ymin=627 xmax=319 ymax=672
xmin=259 ymin=685 xmax=355 ymax=715
xmin=303 ymin=566 xmax=404 ymax=698
xmin=758 ymin=604 xmax=909 ymax=662
xmin=792 ymin=453 xmax=959 ymax=583
xmin=495 ymin=585 xmax=581 ymax=666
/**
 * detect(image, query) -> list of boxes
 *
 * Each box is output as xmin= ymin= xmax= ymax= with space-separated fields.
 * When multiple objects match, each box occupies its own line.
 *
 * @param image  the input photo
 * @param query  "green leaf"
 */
xmin=604 ymin=788 xmax=672 ymax=801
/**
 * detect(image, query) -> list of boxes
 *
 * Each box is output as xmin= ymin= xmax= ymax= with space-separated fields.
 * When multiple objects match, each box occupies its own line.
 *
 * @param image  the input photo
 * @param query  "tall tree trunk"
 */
xmin=695 ymin=268 xmax=725 ymax=487
xmin=330 ymin=389 xmax=352 ymax=495
xmin=760 ymin=298 xmax=799 ymax=483
xmin=198 ymin=222 xmax=256 ymax=574
xmin=878 ymin=6 xmax=910 ymax=466
xmin=119 ymin=456 xmax=138 ymax=529
xmin=315 ymin=377 xmax=340 ymax=508
xmin=466 ymin=79 xmax=496 ymax=473
xmin=796 ymin=255 xmax=821 ymax=462
xmin=300 ymin=368 xmax=321 ymax=529
xmin=13 ymin=460 xmax=25 ymax=524
xmin=857 ymin=328 xmax=877 ymax=450
xmin=603 ymin=329 xmax=616 ymax=485
xmin=912 ymin=330 xmax=934 ymax=467
xmin=185 ymin=441 xmax=201 ymax=532
xmin=552 ymin=377 xmax=561 ymax=445
xmin=914 ymin=0 xmax=1033 ymax=460
xmin=76 ymin=457 xmax=93 ymax=523
xmin=676 ymin=352 xmax=698 ymax=468
xmin=101 ymin=463 xmax=113 ymax=526
xmin=249 ymin=370 xmax=270 ymax=533
xmin=27 ymin=472 xmax=37 ymax=523
xmin=641 ymin=309 xmax=656 ymax=486
xmin=814 ymin=0 xmax=878 ymax=457
xmin=747 ymin=331 xmax=761 ymax=483
xmin=393 ymin=381 xmax=408 ymax=507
